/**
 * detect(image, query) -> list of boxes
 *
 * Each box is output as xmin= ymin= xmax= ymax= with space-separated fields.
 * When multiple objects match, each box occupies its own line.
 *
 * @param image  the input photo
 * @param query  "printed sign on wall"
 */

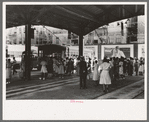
xmin=101 ymin=44 xmax=134 ymax=59
xmin=104 ymin=47 xmax=130 ymax=58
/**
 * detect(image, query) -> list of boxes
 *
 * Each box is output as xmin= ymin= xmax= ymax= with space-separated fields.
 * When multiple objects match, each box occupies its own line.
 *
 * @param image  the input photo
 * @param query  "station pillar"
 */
xmin=79 ymin=34 xmax=83 ymax=57
xmin=25 ymin=24 xmax=31 ymax=80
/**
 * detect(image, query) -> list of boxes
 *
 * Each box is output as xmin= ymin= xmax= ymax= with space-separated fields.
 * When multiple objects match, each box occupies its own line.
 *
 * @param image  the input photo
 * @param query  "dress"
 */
xmin=92 ymin=63 xmax=99 ymax=81
xmin=119 ymin=61 xmax=123 ymax=75
xmin=99 ymin=62 xmax=111 ymax=85
xmin=139 ymin=64 xmax=144 ymax=73
xmin=53 ymin=59 xmax=59 ymax=73
xmin=40 ymin=61 xmax=48 ymax=73
xmin=58 ymin=61 xmax=64 ymax=74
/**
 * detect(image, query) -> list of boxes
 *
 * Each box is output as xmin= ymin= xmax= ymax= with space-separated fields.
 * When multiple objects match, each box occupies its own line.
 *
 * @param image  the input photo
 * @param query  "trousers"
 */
xmin=80 ymin=74 xmax=87 ymax=88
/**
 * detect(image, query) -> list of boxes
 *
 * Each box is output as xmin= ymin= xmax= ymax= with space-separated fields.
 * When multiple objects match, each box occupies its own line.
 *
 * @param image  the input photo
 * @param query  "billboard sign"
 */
xmin=101 ymin=44 xmax=134 ymax=59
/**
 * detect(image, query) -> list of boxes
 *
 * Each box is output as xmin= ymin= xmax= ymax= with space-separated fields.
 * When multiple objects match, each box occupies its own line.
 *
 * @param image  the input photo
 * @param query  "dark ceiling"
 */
xmin=6 ymin=5 xmax=144 ymax=36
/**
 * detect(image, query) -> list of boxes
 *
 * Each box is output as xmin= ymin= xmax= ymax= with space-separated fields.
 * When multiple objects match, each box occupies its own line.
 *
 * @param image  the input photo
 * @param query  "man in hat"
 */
xmin=79 ymin=56 xmax=87 ymax=89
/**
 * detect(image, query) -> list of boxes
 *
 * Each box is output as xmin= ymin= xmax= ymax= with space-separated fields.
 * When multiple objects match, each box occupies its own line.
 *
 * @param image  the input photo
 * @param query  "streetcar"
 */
xmin=37 ymin=44 xmax=66 ymax=58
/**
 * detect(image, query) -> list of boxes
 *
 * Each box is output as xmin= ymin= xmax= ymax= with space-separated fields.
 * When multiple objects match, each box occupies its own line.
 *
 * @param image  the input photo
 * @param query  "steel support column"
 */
xmin=79 ymin=34 xmax=83 ymax=57
xmin=25 ymin=24 xmax=31 ymax=80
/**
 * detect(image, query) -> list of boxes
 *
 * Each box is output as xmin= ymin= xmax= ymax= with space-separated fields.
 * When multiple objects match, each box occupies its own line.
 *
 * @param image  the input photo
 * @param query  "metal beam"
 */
xmin=55 ymin=5 xmax=102 ymax=24
xmin=31 ymin=6 xmax=55 ymax=23
xmin=45 ymin=13 xmax=80 ymax=27
xmin=95 ymin=5 xmax=121 ymax=21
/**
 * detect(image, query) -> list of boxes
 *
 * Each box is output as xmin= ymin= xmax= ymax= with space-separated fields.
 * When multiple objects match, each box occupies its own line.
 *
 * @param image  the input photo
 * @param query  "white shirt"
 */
xmin=112 ymin=49 xmax=125 ymax=58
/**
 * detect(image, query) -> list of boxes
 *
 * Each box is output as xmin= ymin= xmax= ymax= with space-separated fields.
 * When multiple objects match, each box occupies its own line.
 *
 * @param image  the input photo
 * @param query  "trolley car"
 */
xmin=37 ymin=44 xmax=66 ymax=58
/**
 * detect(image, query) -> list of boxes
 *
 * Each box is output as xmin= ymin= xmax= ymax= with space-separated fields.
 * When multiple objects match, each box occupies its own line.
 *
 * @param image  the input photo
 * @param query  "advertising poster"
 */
xmin=138 ymin=44 xmax=145 ymax=59
xmin=84 ymin=45 xmax=98 ymax=59
xmin=104 ymin=47 xmax=130 ymax=58
xmin=101 ymin=44 xmax=134 ymax=59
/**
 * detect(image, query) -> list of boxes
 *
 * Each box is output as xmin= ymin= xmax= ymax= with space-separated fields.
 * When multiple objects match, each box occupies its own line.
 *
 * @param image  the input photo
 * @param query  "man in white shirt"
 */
xmin=111 ymin=46 xmax=125 ymax=58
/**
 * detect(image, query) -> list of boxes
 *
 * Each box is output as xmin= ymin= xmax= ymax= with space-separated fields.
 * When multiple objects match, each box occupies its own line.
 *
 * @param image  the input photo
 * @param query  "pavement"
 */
xmin=6 ymin=70 xmax=144 ymax=99
xmin=96 ymin=79 xmax=144 ymax=99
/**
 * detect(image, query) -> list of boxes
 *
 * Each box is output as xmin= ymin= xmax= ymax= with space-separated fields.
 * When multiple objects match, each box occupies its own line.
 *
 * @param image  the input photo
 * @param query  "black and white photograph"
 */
xmin=3 ymin=2 xmax=147 ymax=120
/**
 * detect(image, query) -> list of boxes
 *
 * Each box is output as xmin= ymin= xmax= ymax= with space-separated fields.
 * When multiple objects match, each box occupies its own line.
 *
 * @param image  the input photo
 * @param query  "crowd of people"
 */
xmin=6 ymin=46 xmax=145 ymax=90
xmin=91 ymin=56 xmax=145 ymax=92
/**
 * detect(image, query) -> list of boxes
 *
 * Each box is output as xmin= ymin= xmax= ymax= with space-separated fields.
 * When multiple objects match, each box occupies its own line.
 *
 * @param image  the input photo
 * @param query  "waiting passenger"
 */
xmin=98 ymin=57 xmax=111 ymax=93
xmin=39 ymin=57 xmax=48 ymax=80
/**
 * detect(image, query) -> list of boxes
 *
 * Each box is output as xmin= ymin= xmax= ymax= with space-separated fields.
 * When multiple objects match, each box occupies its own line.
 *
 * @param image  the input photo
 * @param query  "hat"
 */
xmin=80 ymin=56 xmax=84 ymax=60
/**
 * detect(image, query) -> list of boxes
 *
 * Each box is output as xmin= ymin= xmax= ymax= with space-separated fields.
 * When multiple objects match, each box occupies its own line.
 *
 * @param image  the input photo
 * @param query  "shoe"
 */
xmin=62 ymin=77 xmax=64 ymax=79
xmin=39 ymin=77 xmax=42 ymax=80
xmin=43 ymin=78 xmax=45 ymax=80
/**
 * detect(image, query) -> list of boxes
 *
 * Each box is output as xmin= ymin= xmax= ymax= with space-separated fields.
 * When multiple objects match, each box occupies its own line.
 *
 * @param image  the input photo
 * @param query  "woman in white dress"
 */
xmin=39 ymin=57 xmax=48 ymax=80
xmin=92 ymin=60 xmax=99 ymax=86
xmin=99 ymin=58 xmax=111 ymax=93
xmin=58 ymin=58 xmax=65 ymax=78
xmin=53 ymin=57 xmax=59 ymax=76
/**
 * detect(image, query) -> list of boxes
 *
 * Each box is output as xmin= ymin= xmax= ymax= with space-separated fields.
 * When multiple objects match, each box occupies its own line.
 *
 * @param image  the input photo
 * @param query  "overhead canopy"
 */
xmin=6 ymin=5 xmax=144 ymax=35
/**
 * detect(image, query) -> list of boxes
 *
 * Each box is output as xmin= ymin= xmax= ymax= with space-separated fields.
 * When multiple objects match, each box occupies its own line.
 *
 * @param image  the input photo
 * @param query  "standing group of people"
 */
xmin=38 ymin=56 xmax=78 ymax=80
xmin=91 ymin=56 xmax=145 ymax=92
xmin=39 ymin=56 xmax=65 ymax=80
xmin=6 ymin=57 xmax=18 ymax=84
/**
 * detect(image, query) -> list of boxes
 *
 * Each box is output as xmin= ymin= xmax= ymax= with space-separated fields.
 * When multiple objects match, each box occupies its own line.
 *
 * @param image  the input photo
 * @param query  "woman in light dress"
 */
xmin=139 ymin=58 xmax=145 ymax=76
xmin=98 ymin=58 xmax=111 ymax=93
xmin=6 ymin=59 xmax=12 ymax=84
xmin=92 ymin=60 xmax=99 ymax=86
xmin=53 ymin=57 xmax=59 ymax=76
xmin=58 ymin=58 xmax=65 ymax=78
xmin=87 ymin=59 xmax=91 ymax=79
xmin=39 ymin=57 xmax=48 ymax=80
xmin=76 ymin=58 xmax=80 ymax=76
